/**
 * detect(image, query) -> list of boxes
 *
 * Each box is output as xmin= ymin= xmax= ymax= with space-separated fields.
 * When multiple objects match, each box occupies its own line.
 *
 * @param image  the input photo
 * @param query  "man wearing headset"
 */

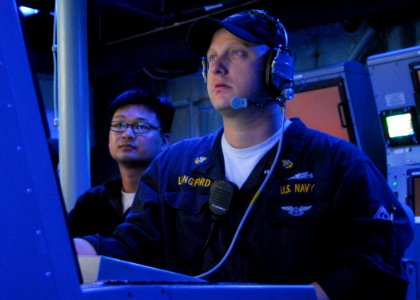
xmin=75 ymin=10 xmax=414 ymax=300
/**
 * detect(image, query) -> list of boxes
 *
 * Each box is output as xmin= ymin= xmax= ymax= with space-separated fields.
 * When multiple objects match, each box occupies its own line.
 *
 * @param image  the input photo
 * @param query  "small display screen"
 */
xmin=381 ymin=106 xmax=420 ymax=146
xmin=385 ymin=113 xmax=415 ymax=138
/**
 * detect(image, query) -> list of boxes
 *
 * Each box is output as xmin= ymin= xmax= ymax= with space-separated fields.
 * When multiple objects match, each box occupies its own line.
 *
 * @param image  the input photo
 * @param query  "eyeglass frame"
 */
xmin=110 ymin=120 xmax=162 ymax=135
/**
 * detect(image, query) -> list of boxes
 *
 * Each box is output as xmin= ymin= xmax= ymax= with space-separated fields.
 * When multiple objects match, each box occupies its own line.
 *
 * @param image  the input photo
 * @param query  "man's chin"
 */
xmin=212 ymin=101 xmax=233 ymax=113
xmin=119 ymin=158 xmax=151 ymax=168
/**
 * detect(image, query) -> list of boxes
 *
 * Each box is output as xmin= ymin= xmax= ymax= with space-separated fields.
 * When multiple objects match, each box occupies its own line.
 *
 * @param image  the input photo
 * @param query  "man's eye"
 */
xmin=230 ymin=49 xmax=245 ymax=59
xmin=207 ymin=54 xmax=216 ymax=62
xmin=114 ymin=122 xmax=125 ymax=128
xmin=135 ymin=123 xmax=149 ymax=130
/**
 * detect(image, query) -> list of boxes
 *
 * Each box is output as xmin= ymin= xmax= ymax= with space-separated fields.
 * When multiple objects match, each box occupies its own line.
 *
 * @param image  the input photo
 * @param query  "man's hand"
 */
xmin=74 ymin=238 xmax=97 ymax=255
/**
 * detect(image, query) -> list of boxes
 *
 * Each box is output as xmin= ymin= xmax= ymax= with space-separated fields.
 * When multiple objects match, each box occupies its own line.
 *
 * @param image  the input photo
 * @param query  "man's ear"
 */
xmin=161 ymin=133 xmax=171 ymax=148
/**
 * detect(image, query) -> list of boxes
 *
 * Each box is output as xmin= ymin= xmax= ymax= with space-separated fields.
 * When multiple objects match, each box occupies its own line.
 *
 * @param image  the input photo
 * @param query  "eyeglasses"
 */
xmin=110 ymin=121 xmax=161 ymax=134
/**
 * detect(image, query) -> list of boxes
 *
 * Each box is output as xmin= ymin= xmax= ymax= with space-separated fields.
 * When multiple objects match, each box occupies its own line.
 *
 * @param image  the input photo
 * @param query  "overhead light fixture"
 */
xmin=19 ymin=6 xmax=55 ymax=17
xmin=19 ymin=6 xmax=40 ymax=17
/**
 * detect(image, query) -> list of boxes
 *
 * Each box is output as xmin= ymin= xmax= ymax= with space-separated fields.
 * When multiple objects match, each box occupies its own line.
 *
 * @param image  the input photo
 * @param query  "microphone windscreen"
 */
xmin=230 ymin=97 xmax=248 ymax=110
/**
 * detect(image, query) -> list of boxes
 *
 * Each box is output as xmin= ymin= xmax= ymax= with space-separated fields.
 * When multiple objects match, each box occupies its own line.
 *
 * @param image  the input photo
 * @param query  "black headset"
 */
xmin=201 ymin=10 xmax=295 ymax=101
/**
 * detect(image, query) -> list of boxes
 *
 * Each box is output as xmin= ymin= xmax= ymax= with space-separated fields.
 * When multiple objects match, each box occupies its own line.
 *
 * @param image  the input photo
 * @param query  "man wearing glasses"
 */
xmin=68 ymin=88 xmax=175 ymax=237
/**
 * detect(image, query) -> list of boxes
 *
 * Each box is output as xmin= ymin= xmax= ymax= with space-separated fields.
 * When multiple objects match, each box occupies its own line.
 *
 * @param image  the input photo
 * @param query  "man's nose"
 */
xmin=122 ymin=125 xmax=136 ymax=137
xmin=209 ymin=55 xmax=228 ymax=75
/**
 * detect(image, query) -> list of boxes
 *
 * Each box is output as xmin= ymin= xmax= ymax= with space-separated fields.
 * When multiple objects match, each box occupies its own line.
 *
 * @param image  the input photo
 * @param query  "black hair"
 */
xmin=107 ymin=88 xmax=175 ymax=134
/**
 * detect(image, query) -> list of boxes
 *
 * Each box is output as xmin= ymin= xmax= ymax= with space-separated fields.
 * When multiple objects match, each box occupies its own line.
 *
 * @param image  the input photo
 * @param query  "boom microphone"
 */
xmin=230 ymin=97 xmax=248 ymax=110
xmin=230 ymin=96 xmax=273 ymax=110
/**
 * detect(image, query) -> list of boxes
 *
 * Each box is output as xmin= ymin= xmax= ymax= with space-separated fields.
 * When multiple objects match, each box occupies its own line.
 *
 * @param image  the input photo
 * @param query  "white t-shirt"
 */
xmin=221 ymin=119 xmax=291 ymax=189
xmin=121 ymin=190 xmax=135 ymax=213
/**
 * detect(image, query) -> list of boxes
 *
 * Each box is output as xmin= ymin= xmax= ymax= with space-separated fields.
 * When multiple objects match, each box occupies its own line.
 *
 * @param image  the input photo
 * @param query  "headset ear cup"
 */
xmin=269 ymin=48 xmax=295 ymax=93
xmin=265 ymin=50 xmax=275 ymax=87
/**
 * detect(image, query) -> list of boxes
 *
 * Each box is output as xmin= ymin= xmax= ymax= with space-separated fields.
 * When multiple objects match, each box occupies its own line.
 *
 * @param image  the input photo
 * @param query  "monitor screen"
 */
xmin=385 ymin=112 xmax=415 ymax=138
xmin=287 ymin=79 xmax=354 ymax=142
xmin=408 ymin=169 xmax=420 ymax=216
xmin=413 ymin=64 xmax=420 ymax=104
xmin=380 ymin=107 xmax=420 ymax=146
xmin=413 ymin=175 xmax=420 ymax=216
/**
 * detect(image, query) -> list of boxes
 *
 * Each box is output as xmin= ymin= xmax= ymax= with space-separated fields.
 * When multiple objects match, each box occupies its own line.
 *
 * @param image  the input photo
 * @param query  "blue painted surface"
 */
xmin=0 ymin=1 xmax=81 ymax=299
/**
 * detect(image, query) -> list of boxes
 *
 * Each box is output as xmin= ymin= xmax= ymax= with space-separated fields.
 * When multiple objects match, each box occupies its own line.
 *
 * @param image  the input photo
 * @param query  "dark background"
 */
xmin=19 ymin=0 xmax=420 ymax=82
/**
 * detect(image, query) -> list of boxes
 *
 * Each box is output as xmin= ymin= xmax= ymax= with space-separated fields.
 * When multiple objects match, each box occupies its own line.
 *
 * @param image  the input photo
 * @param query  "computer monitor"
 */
xmin=287 ymin=78 xmax=354 ymax=142
xmin=407 ymin=169 xmax=420 ymax=216
xmin=290 ymin=61 xmax=387 ymax=176
xmin=410 ymin=62 xmax=420 ymax=105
